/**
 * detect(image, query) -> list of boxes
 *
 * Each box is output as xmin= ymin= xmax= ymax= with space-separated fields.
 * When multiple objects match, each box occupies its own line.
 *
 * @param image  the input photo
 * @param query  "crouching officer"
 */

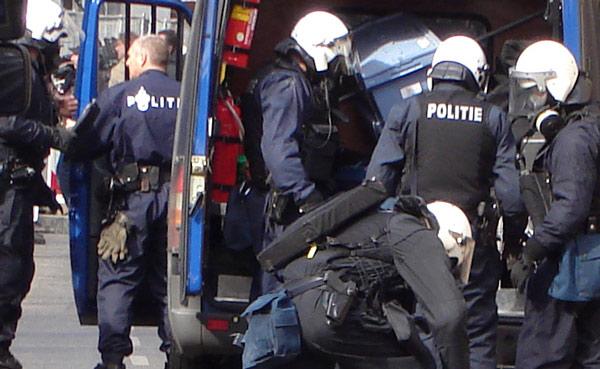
xmin=509 ymin=40 xmax=600 ymax=369
xmin=66 ymin=35 xmax=180 ymax=369
xmin=366 ymin=35 xmax=526 ymax=369
xmin=0 ymin=1 xmax=75 ymax=368
xmin=239 ymin=183 xmax=470 ymax=369
xmin=244 ymin=11 xmax=349 ymax=293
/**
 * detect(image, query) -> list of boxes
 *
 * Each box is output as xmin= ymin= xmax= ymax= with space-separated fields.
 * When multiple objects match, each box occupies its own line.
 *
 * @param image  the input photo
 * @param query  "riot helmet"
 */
xmin=16 ymin=0 xmax=69 ymax=73
xmin=426 ymin=201 xmax=475 ymax=282
xmin=428 ymin=35 xmax=489 ymax=91
xmin=276 ymin=11 xmax=349 ymax=74
xmin=509 ymin=40 xmax=579 ymax=140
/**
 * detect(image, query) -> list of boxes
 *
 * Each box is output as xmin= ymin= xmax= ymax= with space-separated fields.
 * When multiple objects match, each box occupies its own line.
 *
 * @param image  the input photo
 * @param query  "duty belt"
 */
xmin=113 ymin=163 xmax=170 ymax=193
xmin=0 ymin=158 xmax=36 ymax=184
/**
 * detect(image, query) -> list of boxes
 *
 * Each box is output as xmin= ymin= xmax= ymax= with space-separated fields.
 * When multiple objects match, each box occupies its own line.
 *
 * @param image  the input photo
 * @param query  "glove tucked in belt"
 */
xmin=97 ymin=212 xmax=129 ymax=263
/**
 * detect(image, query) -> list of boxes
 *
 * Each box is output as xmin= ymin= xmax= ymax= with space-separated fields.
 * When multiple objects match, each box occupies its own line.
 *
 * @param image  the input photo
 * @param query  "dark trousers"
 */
xmin=388 ymin=213 xmax=470 ymax=369
xmin=258 ymin=219 xmax=285 ymax=295
xmin=462 ymin=233 xmax=501 ymax=369
xmin=97 ymin=185 xmax=171 ymax=365
xmin=516 ymin=260 xmax=600 ymax=369
xmin=0 ymin=187 xmax=34 ymax=350
xmin=293 ymin=288 xmax=409 ymax=369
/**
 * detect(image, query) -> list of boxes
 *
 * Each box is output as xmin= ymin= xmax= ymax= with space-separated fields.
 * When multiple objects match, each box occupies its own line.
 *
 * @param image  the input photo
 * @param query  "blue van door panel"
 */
xmin=66 ymin=0 xmax=192 ymax=324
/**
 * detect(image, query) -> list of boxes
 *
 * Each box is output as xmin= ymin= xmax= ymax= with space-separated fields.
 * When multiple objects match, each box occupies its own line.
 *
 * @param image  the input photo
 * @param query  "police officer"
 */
xmin=366 ymin=35 xmax=525 ymax=369
xmin=244 ymin=11 xmax=349 ymax=293
xmin=509 ymin=40 xmax=600 ymax=369
xmin=68 ymin=35 xmax=180 ymax=369
xmin=242 ymin=184 xmax=470 ymax=369
xmin=0 ymin=1 xmax=74 ymax=368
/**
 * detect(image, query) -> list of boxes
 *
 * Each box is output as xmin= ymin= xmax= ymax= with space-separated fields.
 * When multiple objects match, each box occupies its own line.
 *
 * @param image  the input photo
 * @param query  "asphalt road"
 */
xmin=11 ymin=233 xmax=167 ymax=369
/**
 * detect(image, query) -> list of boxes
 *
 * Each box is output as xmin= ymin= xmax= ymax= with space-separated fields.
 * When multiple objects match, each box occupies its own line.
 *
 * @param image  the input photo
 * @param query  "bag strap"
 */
xmin=400 ymin=120 xmax=419 ymax=196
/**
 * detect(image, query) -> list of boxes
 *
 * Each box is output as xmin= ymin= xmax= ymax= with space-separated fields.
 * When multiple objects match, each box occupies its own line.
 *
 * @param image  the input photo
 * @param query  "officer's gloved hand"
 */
xmin=50 ymin=126 xmax=77 ymax=153
xmin=298 ymin=189 xmax=324 ymax=215
xmin=523 ymin=237 xmax=547 ymax=265
xmin=97 ymin=212 xmax=129 ymax=263
xmin=510 ymin=257 xmax=532 ymax=293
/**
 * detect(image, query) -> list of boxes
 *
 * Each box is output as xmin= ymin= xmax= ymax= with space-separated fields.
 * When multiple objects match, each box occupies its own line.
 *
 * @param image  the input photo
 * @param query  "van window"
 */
xmin=96 ymin=1 xmax=189 ymax=93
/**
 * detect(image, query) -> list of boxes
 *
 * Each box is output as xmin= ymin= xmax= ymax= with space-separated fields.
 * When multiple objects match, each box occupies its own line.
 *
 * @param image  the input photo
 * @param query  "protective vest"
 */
xmin=242 ymin=58 xmax=338 ymax=191
xmin=413 ymin=87 xmax=496 ymax=215
xmin=0 ymin=63 xmax=56 ymax=168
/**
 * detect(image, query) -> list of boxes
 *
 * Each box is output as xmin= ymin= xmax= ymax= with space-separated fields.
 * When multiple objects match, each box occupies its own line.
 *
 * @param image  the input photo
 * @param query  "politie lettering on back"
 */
xmin=127 ymin=86 xmax=180 ymax=112
xmin=426 ymin=103 xmax=483 ymax=123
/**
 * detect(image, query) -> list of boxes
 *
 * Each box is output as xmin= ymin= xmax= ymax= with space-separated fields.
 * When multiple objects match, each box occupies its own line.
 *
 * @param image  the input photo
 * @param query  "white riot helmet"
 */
xmin=26 ymin=0 xmax=66 ymax=44
xmin=290 ymin=11 xmax=349 ymax=72
xmin=427 ymin=201 xmax=475 ymax=283
xmin=512 ymin=40 xmax=578 ymax=103
xmin=508 ymin=41 xmax=579 ymax=140
xmin=429 ymin=35 xmax=489 ymax=91
xmin=16 ymin=0 xmax=69 ymax=73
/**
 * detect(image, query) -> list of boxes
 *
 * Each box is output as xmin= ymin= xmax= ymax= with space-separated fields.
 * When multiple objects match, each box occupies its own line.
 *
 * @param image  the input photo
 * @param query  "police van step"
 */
xmin=257 ymin=180 xmax=388 ymax=272
xmin=35 ymin=214 xmax=69 ymax=234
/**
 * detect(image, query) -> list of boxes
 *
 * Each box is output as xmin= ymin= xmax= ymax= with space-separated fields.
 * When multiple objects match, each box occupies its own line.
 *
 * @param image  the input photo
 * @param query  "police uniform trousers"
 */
xmin=463 ymin=227 xmax=502 ymax=369
xmin=97 ymin=183 xmax=172 ymax=365
xmin=258 ymin=189 xmax=295 ymax=295
xmin=0 ymin=187 xmax=35 ymax=351
xmin=515 ymin=259 xmax=600 ymax=369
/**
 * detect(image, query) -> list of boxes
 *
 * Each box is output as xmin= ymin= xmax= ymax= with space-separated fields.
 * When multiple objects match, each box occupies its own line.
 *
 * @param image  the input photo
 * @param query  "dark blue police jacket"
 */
xmin=253 ymin=61 xmax=315 ymax=203
xmin=78 ymin=69 xmax=180 ymax=170
xmin=531 ymin=113 xmax=600 ymax=301
xmin=365 ymin=83 xmax=523 ymax=219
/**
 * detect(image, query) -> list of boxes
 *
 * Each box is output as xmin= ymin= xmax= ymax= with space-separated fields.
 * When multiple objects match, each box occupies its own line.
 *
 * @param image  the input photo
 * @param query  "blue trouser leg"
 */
xmin=97 ymin=256 xmax=143 ymax=364
xmin=146 ymin=219 xmax=171 ymax=354
xmin=0 ymin=188 xmax=34 ymax=350
xmin=97 ymin=187 xmax=171 ymax=364
xmin=515 ymin=260 xmax=600 ymax=369
xmin=255 ymin=220 xmax=284 ymax=295
xmin=463 ymin=237 xmax=501 ymax=369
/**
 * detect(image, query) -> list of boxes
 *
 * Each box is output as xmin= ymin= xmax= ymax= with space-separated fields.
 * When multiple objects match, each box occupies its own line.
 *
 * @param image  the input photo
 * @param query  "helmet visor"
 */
xmin=508 ymin=69 xmax=556 ymax=118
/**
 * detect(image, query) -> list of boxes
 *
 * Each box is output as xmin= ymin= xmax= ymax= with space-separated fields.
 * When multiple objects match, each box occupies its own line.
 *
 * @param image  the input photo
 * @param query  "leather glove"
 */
xmin=97 ymin=212 xmax=129 ymax=263
xmin=510 ymin=258 xmax=532 ymax=293
xmin=50 ymin=126 xmax=77 ymax=153
xmin=523 ymin=237 xmax=547 ymax=265
xmin=298 ymin=189 xmax=324 ymax=214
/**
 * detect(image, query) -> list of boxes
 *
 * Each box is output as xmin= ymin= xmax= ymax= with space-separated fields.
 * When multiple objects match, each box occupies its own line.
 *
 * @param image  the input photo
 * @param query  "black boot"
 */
xmin=93 ymin=363 xmax=125 ymax=369
xmin=0 ymin=349 xmax=22 ymax=369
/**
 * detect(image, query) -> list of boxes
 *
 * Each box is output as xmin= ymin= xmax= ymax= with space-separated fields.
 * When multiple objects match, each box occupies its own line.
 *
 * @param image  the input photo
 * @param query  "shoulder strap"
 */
xmin=399 ymin=119 xmax=418 ymax=196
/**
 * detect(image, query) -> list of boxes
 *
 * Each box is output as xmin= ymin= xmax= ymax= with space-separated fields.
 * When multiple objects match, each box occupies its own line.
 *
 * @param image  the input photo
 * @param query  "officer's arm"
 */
xmin=259 ymin=74 xmax=314 ymax=203
xmin=0 ymin=115 xmax=59 ymax=152
xmin=489 ymin=107 xmax=525 ymax=216
xmin=67 ymin=90 xmax=118 ymax=159
xmin=532 ymin=125 xmax=598 ymax=253
xmin=365 ymin=102 xmax=411 ymax=195
xmin=488 ymin=108 xmax=528 ymax=256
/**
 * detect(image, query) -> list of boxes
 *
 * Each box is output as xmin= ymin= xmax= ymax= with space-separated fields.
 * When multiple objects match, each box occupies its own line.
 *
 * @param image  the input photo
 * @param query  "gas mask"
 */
xmin=508 ymin=69 xmax=566 ymax=141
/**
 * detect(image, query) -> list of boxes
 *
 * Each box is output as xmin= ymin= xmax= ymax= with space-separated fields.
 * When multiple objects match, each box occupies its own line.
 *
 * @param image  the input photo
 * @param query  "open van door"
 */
xmin=62 ymin=0 xmax=192 ymax=326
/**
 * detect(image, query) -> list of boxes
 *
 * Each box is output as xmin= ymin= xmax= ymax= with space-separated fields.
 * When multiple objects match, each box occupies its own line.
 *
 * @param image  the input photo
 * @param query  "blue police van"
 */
xmin=67 ymin=0 xmax=600 ymax=368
